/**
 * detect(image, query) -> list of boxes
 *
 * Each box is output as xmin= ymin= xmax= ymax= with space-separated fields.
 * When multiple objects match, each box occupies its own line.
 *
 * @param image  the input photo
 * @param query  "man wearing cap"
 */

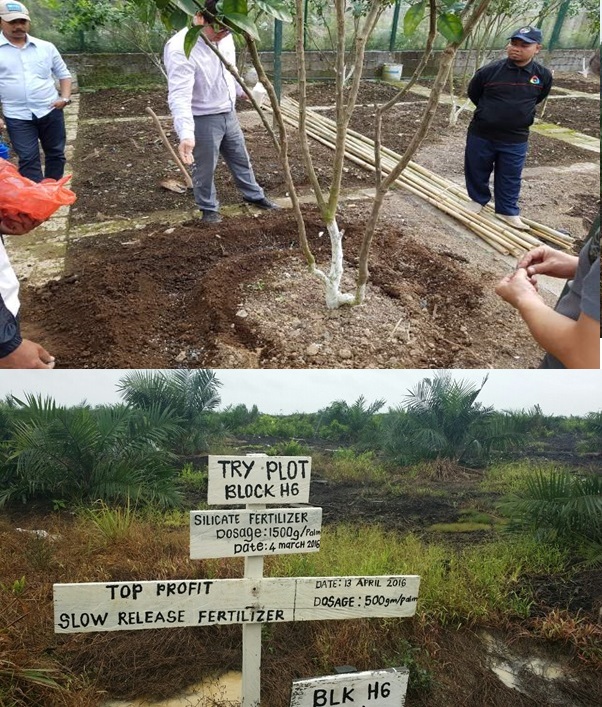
xmin=0 ymin=1 xmax=72 ymax=182
xmin=495 ymin=50 xmax=599 ymax=369
xmin=464 ymin=26 xmax=552 ymax=229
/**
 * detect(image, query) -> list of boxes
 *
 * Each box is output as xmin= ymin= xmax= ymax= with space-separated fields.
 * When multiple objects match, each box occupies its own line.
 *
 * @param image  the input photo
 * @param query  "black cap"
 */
xmin=508 ymin=26 xmax=543 ymax=44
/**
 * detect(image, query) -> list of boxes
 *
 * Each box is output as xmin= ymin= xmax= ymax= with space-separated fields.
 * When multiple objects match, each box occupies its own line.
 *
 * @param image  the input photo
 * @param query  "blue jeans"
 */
xmin=464 ymin=132 xmax=528 ymax=216
xmin=4 ymin=109 xmax=66 ymax=183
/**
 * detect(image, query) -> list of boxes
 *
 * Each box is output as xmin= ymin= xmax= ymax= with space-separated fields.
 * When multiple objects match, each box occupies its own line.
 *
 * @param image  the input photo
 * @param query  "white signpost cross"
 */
xmin=53 ymin=455 xmax=421 ymax=707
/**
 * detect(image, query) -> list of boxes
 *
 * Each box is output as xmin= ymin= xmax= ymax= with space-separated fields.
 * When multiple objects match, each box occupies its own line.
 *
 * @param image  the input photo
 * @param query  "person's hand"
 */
xmin=0 ymin=213 xmax=42 ymax=236
xmin=495 ymin=267 xmax=544 ymax=310
xmin=178 ymin=138 xmax=195 ymax=165
xmin=0 ymin=339 xmax=55 ymax=369
xmin=517 ymin=245 xmax=579 ymax=280
xmin=0 ymin=118 xmax=5 ymax=131
xmin=51 ymin=98 xmax=69 ymax=110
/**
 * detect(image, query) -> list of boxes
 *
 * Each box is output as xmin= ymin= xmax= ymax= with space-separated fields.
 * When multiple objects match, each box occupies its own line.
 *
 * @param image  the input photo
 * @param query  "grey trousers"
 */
xmin=192 ymin=111 xmax=265 ymax=212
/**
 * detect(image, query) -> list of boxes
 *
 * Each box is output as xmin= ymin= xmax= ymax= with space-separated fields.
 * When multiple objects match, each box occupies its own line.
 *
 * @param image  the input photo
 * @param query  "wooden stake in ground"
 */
xmin=146 ymin=106 xmax=193 ymax=189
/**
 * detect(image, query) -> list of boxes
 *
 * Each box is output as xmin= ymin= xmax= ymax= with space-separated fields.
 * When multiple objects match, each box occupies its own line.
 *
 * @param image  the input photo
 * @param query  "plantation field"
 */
xmin=2 ymin=442 xmax=601 ymax=706
xmin=1 ymin=373 xmax=601 ymax=705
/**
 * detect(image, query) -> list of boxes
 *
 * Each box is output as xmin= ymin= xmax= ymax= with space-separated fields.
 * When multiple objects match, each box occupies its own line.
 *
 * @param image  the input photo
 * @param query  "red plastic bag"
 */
xmin=0 ymin=158 xmax=76 ymax=221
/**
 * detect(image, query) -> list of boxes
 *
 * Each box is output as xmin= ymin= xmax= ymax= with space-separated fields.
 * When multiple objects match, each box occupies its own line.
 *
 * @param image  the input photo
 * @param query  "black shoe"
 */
xmin=201 ymin=210 xmax=222 ymax=223
xmin=244 ymin=197 xmax=280 ymax=210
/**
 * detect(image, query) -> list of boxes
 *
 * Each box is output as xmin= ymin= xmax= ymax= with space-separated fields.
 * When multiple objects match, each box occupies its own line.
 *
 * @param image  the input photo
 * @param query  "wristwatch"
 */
xmin=61 ymin=97 xmax=72 ymax=105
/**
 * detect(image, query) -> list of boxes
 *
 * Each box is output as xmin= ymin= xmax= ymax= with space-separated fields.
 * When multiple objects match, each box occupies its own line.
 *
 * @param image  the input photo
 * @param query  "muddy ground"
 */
xmin=17 ymin=77 xmax=600 ymax=369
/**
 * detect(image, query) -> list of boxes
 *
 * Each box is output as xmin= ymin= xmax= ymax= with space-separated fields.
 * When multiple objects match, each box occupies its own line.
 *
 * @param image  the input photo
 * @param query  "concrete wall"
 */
xmin=66 ymin=49 xmax=597 ymax=87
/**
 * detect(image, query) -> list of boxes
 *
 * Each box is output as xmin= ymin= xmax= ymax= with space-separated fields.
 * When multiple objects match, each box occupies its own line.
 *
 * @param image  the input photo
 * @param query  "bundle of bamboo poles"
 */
xmin=273 ymin=97 xmax=574 ymax=257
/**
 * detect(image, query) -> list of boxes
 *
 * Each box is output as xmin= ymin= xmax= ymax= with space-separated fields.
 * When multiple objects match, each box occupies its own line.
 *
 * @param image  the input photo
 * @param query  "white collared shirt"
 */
xmin=164 ymin=27 xmax=242 ymax=141
xmin=0 ymin=33 xmax=71 ymax=120
xmin=0 ymin=239 xmax=19 ymax=316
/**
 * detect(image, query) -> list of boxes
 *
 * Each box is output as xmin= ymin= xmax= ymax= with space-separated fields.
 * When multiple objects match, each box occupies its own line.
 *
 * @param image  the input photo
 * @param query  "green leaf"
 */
xmin=224 ymin=12 xmax=260 ymax=39
xmin=184 ymin=25 xmax=203 ymax=57
xmin=437 ymin=12 xmax=463 ymax=43
xmin=254 ymin=0 xmax=293 ymax=22
xmin=403 ymin=1 xmax=425 ymax=37
xmin=220 ymin=0 xmax=248 ymax=14
xmin=157 ymin=5 xmax=191 ymax=30
xmin=169 ymin=0 xmax=201 ymax=14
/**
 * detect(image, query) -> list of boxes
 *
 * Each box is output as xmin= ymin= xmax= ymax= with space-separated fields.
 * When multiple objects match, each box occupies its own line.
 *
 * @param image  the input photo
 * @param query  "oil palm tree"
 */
xmin=584 ymin=410 xmax=602 ymax=452
xmin=500 ymin=470 xmax=602 ymax=564
xmin=382 ymin=372 xmax=521 ymax=476
xmin=315 ymin=395 xmax=386 ymax=444
xmin=117 ymin=370 xmax=222 ymax=454
xmin=0 ymin=395 xmax=182 ymax=508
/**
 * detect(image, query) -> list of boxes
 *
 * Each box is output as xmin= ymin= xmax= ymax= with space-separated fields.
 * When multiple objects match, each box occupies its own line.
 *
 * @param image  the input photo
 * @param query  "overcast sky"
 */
xmin=0 ymin=369 xmax=599 ymax=416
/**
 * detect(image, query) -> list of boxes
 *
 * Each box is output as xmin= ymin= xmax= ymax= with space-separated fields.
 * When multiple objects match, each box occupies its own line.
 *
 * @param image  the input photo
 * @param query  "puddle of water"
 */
xmin=102 ymin=671 xmax=241 ymax=707
xmin=481 ymin=631 xmax=570 ymax=701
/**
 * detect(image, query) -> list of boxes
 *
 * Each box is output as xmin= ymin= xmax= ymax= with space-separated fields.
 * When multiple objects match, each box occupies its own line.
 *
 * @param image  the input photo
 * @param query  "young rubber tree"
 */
xmin=355 ymin=0 xmax=491 ymax=302
xmin=143 ymin=0 xmax=492 ymax=308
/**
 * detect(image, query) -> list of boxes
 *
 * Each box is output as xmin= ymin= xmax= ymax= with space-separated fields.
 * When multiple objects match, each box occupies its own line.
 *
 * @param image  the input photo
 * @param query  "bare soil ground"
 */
xmin=18 ymin=78 xmax=600 ymax=369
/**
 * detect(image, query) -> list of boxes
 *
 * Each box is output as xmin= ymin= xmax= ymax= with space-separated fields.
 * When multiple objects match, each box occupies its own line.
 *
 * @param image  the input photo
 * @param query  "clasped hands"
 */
xmin=496 ymin=245 xmax=579 ymax=309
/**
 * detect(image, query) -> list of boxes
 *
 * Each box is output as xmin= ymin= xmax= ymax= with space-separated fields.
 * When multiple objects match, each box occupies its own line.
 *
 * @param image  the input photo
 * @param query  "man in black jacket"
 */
xmin=464 ymin=26 xmax=552 ymax=230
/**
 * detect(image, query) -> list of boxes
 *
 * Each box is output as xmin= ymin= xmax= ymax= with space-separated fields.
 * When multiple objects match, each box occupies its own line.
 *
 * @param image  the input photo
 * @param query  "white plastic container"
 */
xmin=251 ymin=81 xmax=267 ymax=106
xmin=382 ymin=64 xmax=403 ymax=81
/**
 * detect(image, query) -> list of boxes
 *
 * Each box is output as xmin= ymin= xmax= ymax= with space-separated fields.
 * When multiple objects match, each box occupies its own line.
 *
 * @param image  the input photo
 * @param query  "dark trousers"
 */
xmin=4 ymin=109 xmax=66 ymax=183
xmin=464 ymin=132 xmax=528 ymax=216
xmin=192 ymin=111 xmax=264 ymax=212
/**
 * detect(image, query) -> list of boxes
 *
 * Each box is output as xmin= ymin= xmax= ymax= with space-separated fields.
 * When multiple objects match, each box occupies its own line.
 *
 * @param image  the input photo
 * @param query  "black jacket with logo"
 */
xmin=468 ymin=58 xmax=553 ymax=143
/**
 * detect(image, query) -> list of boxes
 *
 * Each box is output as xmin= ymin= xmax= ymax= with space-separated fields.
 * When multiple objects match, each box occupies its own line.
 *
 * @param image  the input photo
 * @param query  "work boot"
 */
xmin=244 ymin=197 xmax=280 ymax=210
xmin=466 ymin=200 xmax=484 ymax=214
xmin=497 ymin=214 xmax=530 ymax=230
xmin=201 ymin=210 xmax=222 ymax=223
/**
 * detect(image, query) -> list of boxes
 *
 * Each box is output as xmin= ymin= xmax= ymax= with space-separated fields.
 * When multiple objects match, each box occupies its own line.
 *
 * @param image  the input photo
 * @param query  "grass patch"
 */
xmin=270 ymin=525 xmax=566 ymax=625
xmin=267 ymin=440 xmax=311 ymax=456
xmin=79 ymin=499 xmax=135 ymax=542
xmin=481 ymin=461 xmax=568 ymax=493
xmin=394 ymin=484 xmax=449 ymax=498
xmin=429 ymin=509 xmax=507 ymax=532
xmin=318 ymin=450 xmax=389 ymax=483
xmin=429 ymin=522 xmax=493 ymax=533
xmin=177 ymin=463 xmax=208 ymax=494
xmin=458 ymin=509 xmax=497 ymax=524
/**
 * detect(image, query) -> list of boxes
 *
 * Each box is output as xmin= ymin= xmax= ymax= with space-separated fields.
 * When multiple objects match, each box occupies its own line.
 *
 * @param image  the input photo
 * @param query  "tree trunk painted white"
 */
xmin=316 ymin=218 xmax=356 ymax=309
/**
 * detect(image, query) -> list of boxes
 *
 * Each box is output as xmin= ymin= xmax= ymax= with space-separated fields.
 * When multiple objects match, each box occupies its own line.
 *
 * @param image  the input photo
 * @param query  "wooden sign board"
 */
xmin=290 ymin=668 xmax=409 ymax=707
xmin=54 ymin=575 xmax=420 ymax=633
xmin=190 ymin=507 xmax=323 ymax=558
xmin=207 ymin=455 xmax=312 ymax=505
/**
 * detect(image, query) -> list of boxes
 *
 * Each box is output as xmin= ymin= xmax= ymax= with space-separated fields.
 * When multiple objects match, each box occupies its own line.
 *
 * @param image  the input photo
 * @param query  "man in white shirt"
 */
xmin=0 ymin=213 xmax=55 ymax=368
xmin=0 ymin=1 xmax=72 ymax=182
xmin=164 ymin=0 xmax=278 ymax=223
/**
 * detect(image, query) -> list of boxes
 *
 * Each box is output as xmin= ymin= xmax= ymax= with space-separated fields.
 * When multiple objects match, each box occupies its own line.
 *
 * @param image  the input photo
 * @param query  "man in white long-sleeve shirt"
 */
xmin=0 ymin=1 xmax=72 ymax=182
xmin=163 ymin=0 xmax=278 ymax=223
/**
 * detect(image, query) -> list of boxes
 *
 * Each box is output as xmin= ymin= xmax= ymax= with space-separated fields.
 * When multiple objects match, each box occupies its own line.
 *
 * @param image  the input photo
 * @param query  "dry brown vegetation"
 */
xmin=2 ymin=482 xmax=601 ymax=707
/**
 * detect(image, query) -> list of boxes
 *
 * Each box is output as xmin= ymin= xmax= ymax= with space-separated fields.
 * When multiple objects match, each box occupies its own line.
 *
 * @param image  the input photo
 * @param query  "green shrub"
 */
xmin=267 ymin=440 xmax=311 ymax=456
